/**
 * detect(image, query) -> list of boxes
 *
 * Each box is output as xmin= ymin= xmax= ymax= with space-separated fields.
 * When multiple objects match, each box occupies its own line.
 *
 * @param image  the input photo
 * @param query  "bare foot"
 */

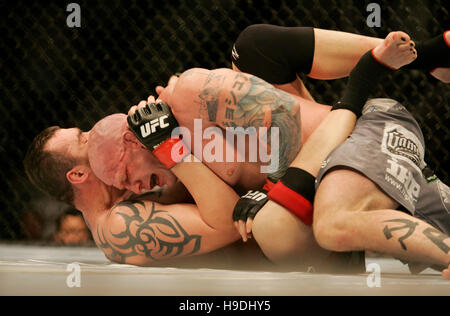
xmin=373 ymin=31 xmax=417 ymax=70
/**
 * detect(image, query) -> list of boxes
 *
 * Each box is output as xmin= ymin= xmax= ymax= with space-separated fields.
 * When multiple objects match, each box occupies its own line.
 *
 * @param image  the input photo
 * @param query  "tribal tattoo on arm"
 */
xmin=383 ymin=218 xmax=450 ymax=254
xmin=198 ymin=71 xmax=302 ymax=179
xmin=96 ymin=200 xmax=201 ymax=264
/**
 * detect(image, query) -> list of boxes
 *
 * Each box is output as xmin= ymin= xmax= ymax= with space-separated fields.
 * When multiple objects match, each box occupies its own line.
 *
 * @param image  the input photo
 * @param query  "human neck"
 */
xmin=74 ymin=178 xmax=131 ymax=228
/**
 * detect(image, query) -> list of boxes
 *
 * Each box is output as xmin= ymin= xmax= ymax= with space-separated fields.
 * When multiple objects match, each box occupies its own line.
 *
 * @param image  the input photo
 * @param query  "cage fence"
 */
xmin=0 ymin=0 xmax=448 ymax=240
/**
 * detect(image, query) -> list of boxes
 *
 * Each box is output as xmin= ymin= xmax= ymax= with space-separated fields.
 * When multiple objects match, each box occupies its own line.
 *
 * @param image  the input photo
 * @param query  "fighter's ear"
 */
xmin=66 ymin=165 xmax=90 ymax=184
xmin=123 ymin=130 xmax=145 ymax=149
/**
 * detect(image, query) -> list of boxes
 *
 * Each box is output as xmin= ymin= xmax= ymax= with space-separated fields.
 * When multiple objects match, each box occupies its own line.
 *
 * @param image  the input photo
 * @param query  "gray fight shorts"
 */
xmin=316 ymin=98 xmax=450 ymax=235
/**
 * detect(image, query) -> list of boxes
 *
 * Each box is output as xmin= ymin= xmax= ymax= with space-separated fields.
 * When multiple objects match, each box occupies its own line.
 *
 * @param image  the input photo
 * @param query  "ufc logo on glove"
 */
xmin=140 ymin=115 xmax=170 ymax=138
xmin=242 ymin=190 xmax=268 ymax=202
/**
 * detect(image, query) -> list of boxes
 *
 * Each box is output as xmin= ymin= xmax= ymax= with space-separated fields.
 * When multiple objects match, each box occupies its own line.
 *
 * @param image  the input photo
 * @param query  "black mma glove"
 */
xmin=127 ymin=102 xmax=189 ymax=169
xmin=233 ymin=189 xmax=269 ymax=223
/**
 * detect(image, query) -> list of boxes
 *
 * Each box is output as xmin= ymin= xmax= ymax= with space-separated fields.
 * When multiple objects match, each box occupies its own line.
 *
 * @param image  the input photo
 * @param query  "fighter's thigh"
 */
xmin=252 ymin=200 xmax=322 ymax=263
xmin=314 ymin=167 xmax=399 ymax=224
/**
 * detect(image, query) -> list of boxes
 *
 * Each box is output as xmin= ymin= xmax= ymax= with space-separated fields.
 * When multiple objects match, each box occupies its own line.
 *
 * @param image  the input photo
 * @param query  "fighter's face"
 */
xmin=88 ymin=113 xmax=178 ymax=195
xmin=108 ymin=142 xmax=177 ymax=195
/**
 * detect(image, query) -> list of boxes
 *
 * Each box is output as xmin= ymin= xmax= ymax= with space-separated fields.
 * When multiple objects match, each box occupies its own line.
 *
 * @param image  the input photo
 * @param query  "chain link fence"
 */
xmin=1 ymin=0 xmax=448 ymax=240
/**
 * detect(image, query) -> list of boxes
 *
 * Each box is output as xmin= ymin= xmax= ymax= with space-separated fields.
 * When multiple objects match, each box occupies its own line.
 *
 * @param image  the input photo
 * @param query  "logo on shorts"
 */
xmin=362 ymin=98 xmax=403 ymax=115
xmin=381 ymin=123 xmax=424 ymax=171
xmin=385 ymin=158 xmax=420 ymax=207
xmin=320 ymin=158 xmax=330 ymax=169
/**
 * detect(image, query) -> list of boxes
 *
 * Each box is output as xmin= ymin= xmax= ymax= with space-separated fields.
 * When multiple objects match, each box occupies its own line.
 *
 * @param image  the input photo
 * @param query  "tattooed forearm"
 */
xmin=97 ymin=201 xmax=201 ymax=264
xmin=383 ymin=219 xmax=450 ymax=254
xmin=423 ymin=227 xmax=450 ymax=254
xmin=383 ymin=219 xmax=419 ymax=251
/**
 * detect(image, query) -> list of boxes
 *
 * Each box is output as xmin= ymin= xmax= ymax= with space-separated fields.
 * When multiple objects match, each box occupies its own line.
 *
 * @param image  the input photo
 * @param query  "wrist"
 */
xmin=153 ymin=137 xmax=191 ymax=169
xmin=267 ymin=167 xmax=316 ymax=226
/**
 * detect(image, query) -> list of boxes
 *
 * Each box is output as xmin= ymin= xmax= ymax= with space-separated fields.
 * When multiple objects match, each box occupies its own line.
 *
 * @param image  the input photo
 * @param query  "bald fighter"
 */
xmin=24 ymin=28 xmax=445 ymax=273
xmin=87 ymin=32 xmax=421 ymax=270
xmin=25 ymin=119 xmax=257 ymax=265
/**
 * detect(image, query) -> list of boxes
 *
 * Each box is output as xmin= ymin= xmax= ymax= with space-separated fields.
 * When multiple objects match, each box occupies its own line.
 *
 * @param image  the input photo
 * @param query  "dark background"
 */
xmin=1 ymin=0 xmax=449 ymax=240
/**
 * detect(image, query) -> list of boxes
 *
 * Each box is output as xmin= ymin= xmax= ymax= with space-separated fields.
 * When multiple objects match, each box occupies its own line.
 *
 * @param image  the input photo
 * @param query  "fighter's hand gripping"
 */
xmin=127 ymin=101 xmax=189 ymax=169
xmin=232 ymin=189 xmax=269 ymax=242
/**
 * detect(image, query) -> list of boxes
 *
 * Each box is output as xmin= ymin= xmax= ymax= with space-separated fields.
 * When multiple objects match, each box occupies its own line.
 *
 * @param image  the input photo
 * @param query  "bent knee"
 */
xmin=313 ymin=212 xmax=355 ymax=252
xmin=312 ymin=168 xmax=381 ymax=251
xmin=313 ymin=193 xmax=356 ymax=252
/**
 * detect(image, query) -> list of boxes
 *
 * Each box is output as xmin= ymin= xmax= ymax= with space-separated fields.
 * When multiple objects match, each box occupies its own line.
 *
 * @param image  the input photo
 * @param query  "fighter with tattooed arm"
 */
xmin=23 ymin=27 xmax=388 ymax=267
xmin=24 ymin=26 xmax=449 ymax=276
xmin=103 ymin=30 xmax=430 ymax=270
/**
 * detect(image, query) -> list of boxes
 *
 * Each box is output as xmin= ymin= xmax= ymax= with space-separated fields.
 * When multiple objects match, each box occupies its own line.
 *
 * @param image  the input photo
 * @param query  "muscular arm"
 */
xmin=171 ymin=154 xmax=240 ymax=231
xmin=97 ymin=154 xmax=241 ymax=266
xmin=166 ymin=68 xmax=303 ymax=180
xmin=96 ymin=200 xmax=236 ymax=265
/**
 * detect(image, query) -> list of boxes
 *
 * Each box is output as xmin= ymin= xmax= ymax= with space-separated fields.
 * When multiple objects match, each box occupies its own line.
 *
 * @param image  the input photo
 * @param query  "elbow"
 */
xmin=106 ymin=253 xmax=154 ymax=267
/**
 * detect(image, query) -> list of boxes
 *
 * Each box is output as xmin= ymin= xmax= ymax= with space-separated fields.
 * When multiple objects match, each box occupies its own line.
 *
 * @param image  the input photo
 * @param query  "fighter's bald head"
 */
xmin=88 ymin=113 xmax=129 ymax=186
xmin=88 ymin=112 xmax=174 ymax=193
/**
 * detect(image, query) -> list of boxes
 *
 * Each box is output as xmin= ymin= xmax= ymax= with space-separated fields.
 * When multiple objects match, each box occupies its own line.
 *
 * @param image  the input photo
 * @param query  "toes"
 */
xmin=386 ymin=31 xmax=411 ymax=47
xmin=396 ymin=31 xmax=411 ymax=44
xmin=384 ymin=32 xmax=396 ymax=46
xmin=397 ymin=43 xmax=412 ymax=51
xmin=398 ymin=44 xmax=417 ymax=59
